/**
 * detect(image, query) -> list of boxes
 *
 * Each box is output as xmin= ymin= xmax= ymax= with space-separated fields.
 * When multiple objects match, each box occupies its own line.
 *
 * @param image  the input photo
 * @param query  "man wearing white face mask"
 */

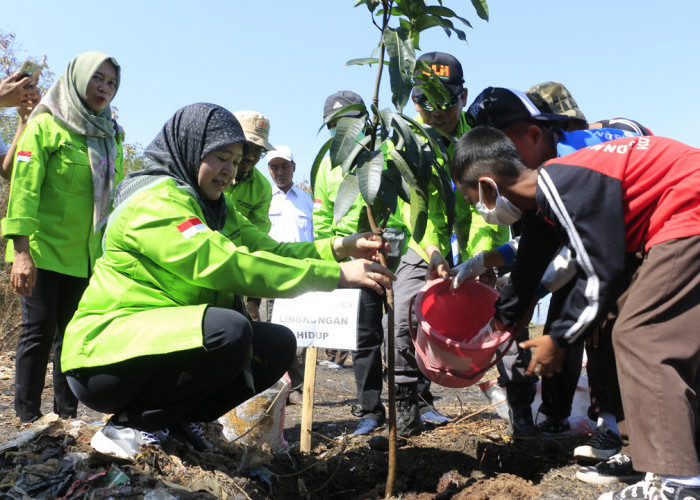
xmin=474 ymin=177 xmax=523 ymax=226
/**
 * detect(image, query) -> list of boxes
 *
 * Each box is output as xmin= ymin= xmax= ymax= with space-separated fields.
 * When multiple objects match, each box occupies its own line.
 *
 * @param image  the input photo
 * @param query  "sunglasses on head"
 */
xmin=413 ymin=93 xmax=461 ymax=112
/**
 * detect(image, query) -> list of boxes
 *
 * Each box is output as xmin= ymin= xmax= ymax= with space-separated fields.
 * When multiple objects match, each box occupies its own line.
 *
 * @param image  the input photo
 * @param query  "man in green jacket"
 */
xmin=225 ymin=110 xmax=274 ymax=320
xmin=225 ymin=110 xmax=273 ymax=232
xmin=392 ymin=52 xmax=508 ymax=436
xmin=314 ymin=90 xmax=408 ymax=435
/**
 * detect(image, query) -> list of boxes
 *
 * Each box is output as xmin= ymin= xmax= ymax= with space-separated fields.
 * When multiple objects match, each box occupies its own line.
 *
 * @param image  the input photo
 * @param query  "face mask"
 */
xmin=475 ymin=177 xmax=522 ymax=226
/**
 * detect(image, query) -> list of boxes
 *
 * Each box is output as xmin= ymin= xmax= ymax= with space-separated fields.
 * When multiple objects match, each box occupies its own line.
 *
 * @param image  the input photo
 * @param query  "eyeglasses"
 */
xmin=413 ymin=93 xmax=461 ymax=112
xmin=247 ymin=144 xmax=267 ymax=159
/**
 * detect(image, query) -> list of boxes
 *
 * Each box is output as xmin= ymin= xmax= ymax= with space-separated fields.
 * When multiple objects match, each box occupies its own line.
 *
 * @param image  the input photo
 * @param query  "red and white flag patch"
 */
xmin=17 ymin=151 xmax=31 ymax=163
xmin=313 ymin=198 xmax=322 ymax=210
xmin=177 ymin=217 xmax=207 ymax=239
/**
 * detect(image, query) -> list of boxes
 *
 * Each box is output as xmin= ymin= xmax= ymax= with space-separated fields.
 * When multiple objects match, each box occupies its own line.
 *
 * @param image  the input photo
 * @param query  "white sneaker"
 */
xmin=319 ymin=360 xmax=343 ymax=369
xmin=91 ymin=420 xmax=161 ymax=459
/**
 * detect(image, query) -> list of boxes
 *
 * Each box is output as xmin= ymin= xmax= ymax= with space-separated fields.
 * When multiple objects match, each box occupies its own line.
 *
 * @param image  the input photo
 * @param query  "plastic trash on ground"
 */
xmin=479 ymin=375 xmax=596 ymax=436
xmin=218 ymin=376 xmax=290 ymax=452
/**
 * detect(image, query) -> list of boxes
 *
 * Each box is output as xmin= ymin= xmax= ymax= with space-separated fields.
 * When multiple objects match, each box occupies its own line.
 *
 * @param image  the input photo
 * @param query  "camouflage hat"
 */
xmin=526 ymin=81 xmax=588 ymax=124
xmin=233 ymin=110 xmax=274 ymax=151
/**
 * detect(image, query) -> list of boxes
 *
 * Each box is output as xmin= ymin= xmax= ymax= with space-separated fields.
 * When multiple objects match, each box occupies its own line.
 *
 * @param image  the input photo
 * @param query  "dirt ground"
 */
xmin=0 ymin=350 xmax=626 ymax=499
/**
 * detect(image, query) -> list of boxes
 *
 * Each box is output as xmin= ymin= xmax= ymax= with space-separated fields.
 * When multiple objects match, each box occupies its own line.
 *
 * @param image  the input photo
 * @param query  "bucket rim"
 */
xmin=414 ymin=278 xmax=505 ymax=348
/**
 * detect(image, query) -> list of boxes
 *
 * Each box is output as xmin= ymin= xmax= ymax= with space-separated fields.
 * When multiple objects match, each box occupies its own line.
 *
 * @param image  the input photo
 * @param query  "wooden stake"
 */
xmin=300 ymin=346 xmax=318 ymax=453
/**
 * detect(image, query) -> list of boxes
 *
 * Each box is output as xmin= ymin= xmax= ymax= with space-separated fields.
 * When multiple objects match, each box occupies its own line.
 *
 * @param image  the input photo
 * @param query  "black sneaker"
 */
xmin=170 ymin=421 xmax=214 ymax=452
xmin=576 ymin=453 xmax=643 ymax=485
xmin=597 ymin=472 xmax=700 ymax=499
xmin=91 ymin=419 xmax=162 ymax=459
xmin=574 ymin=425 xmax=623 ymax=461
xmin=536 ymin=417 xmax=571 ymax=437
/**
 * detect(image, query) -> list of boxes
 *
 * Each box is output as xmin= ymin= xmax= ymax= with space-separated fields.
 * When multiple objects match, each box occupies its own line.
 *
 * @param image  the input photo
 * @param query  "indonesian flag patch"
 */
xmin=177 ymin=217 xmax=207 ymax=239
xmin=313 ymin=198 xmax=322 ymax=210
xmin=17 ymin=151 xmax=31 ymax=162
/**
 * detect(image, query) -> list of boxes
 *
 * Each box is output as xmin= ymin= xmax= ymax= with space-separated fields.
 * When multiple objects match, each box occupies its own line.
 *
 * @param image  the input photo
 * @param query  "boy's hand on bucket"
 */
xmin=520 ymin=335 xmax=565 ymax=377
xmin=450 ymin=253 xmax=487 ymax=289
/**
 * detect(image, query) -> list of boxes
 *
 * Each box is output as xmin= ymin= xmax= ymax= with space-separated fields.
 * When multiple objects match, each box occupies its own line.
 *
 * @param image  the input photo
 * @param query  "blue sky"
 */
xmin=3 ymin=1 xmax=699 ymax=187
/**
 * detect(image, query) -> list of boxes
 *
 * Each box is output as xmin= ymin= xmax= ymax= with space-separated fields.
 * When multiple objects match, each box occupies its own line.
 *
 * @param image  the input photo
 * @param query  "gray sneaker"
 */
xmin=91 ymin=420 xmax=162 ymax=459
xmin=576 ymin=453 xmax=643 ymax=486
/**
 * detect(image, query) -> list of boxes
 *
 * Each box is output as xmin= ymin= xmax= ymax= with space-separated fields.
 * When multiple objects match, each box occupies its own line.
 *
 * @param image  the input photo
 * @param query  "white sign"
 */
xmin=271 ymin=289 xmax=360 ymax=350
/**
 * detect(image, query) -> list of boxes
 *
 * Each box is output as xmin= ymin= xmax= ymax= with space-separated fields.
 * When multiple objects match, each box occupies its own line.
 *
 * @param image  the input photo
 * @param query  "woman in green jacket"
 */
xmin=62 ymin=103 xmax=394 ymax=459
xmin=1 ymin=52 xmax=122 ymax=423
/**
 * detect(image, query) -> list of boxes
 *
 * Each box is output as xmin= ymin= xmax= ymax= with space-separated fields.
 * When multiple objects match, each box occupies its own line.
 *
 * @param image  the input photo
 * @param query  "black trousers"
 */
xmin=15 ymin=268 xmax=87 ymax=422
xmin=352 ymin=288 xmax=385 ymax=421
xmin=66 ymin=307 xmax=296 ymax=432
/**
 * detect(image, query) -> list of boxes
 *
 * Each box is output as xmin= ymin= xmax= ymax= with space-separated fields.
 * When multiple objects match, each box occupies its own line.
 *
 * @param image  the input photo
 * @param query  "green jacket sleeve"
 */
xmin=118 ymin=185 xmax=340 ymax=299
xmin=1 ymin=116 xmax=53 ymax=237
xmin=464 ymin=205 xmax=510 ymax=258
xmin=312 ymin=156 xmax=337 ymax=240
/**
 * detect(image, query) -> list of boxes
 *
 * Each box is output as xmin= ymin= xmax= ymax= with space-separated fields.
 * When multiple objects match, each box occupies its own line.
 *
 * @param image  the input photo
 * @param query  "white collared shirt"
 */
xmin=268 ymin=184 xmax=314 ymax=243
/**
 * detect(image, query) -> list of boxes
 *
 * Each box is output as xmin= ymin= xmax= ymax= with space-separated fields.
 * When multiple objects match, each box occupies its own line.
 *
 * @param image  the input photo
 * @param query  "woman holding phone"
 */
xmin=1 ymin=51 xmax=123 ymax=423
xmin=61 ymin=103 xmax=394 ymax=458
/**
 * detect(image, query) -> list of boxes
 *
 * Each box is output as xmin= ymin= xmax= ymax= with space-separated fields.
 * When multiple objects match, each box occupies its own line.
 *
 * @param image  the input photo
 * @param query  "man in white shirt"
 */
xmin=267 ymin=146 xmax=314 ymax=243
xmin=264 ymin=145 xmax=313 ymax=404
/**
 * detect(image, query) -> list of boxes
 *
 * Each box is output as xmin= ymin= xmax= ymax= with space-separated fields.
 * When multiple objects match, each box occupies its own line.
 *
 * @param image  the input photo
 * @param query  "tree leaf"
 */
xmin=372 ymin=104 xmax=390 ymax=141
xmin=383 ymin=27 xmax=416 ymax=112
xmin=409 ymin=187 xmax=429 ymax=243
xmin=397 ymin=0 xmax=427 ymax=18
xmin=330 ymin=116 xmax=367 ymax=167
xmin=413 ymin=13 xmax=443 ymax=33
xmin=341 ymin=134 xmax=372 ymax=175
xmin=319 ymin=103 xmax=368 ymax=132
xmin=346 ymin=57 xmax=386 ymax=66
xmin=398 ymin=112 xmax=448 ymax=163
xmin=471 ymin=0 xmax=489 ymax=20
xmin=422 ymin=124 xmax=453 ymax=161
xmin=356 ymin=149 xmax=384 ymax=205
xmin=388 ymin=148 xmax=421 ymax=191
xmin=382 ymin=167 xmax=410 ymax=205
xmin=432 ymin=167 xmax=456 ymax=231
xmin=425 ymin=6 xmax=472 ymax=28
xmin=310 ymin=137 xmax=332 ymax=196
xmin=390 ymin=112 xmax=422 ymax=172
xmin=379 ymin=170 xmax=398 ymax=214
xmin=354 ymin=0 xmax=381 ymax=12
xmin=334 ymin=172 xmax=360 ymax=225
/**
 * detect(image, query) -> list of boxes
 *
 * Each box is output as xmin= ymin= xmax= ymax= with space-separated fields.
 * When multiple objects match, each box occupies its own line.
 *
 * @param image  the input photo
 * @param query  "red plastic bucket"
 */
xmin=409 ymin=278 xmax=514 ymax=388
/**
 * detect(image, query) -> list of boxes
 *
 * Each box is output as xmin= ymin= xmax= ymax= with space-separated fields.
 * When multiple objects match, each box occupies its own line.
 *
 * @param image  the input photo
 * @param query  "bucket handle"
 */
xmin=408 ymin=294 xmax=418 ymax=343
xmin=414 ymin=330 xmax=516 ymax=383
xmin=408 ymin=292 xmax=517 ymax=383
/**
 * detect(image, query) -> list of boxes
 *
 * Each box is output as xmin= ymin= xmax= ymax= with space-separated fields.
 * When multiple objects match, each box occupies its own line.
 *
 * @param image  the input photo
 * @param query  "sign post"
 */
xmin=272 ymin=289 xmax=360 ymax=452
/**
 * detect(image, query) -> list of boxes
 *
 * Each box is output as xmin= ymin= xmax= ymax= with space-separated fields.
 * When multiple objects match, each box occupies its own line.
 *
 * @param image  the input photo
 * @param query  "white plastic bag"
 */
xmin=479 ymin=375 xmax=596 ymax=436
xmin=218 ymin=376 xmax=291 ymax=452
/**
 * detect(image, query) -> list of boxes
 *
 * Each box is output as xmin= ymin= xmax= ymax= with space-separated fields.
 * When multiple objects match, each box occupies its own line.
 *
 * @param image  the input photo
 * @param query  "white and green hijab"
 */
xmin=32 ymin=51 xmax=121 ymax=232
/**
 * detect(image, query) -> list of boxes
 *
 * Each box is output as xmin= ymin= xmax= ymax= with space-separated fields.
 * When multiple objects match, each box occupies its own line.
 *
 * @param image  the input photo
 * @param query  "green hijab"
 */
xmin=33 ymin=51 xmax=121 ymax=232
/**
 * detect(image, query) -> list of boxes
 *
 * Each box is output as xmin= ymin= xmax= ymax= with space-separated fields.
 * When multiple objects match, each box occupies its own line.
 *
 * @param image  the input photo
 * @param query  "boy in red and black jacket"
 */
xmin=451 ymin=126 xmax=700 ymax=500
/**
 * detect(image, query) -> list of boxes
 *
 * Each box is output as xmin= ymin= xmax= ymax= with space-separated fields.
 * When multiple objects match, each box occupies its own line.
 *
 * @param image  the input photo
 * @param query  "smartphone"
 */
xmin=18 ymin=60 xmax=42 ymax=87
